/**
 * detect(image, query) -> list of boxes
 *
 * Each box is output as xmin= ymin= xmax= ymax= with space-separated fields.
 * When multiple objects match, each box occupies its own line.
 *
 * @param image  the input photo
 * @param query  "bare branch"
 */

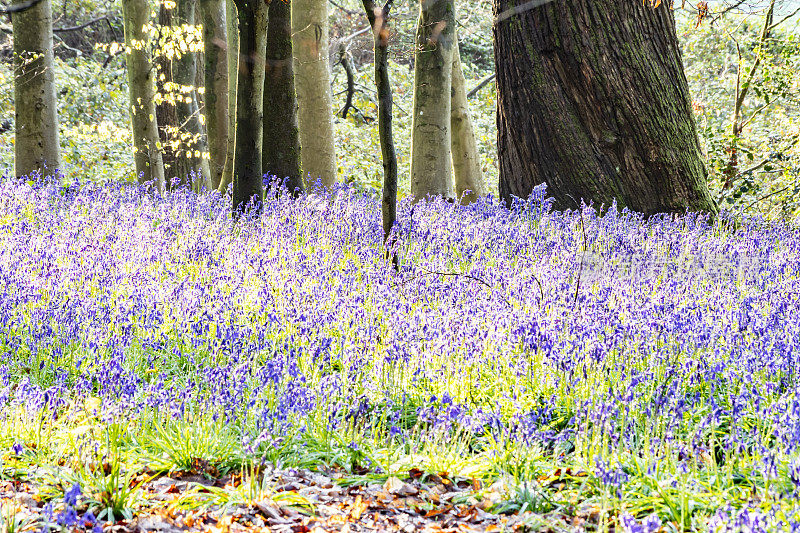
xmin=53 ymin=15 xmax=108 ymax=33
xmin=0 ymin=0 xmax=43 ymax=14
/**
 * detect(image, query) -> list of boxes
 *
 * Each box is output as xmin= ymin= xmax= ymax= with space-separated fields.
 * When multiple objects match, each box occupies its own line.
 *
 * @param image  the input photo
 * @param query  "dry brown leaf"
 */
xmin=423 ymin=506 xmax=452 ymax=518
xmin=383 ymin=476 xmax=404 ymax=493
xmin=349 ymin=495 xmax=368 ymax=520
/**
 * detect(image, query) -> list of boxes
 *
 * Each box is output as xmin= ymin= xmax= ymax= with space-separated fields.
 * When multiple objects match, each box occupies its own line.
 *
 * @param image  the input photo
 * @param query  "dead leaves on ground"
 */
xmin=3 ymin=466 xmax=587 ymax=532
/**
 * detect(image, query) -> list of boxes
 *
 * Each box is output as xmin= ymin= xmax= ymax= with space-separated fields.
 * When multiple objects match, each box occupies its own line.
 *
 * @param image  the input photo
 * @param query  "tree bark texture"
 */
xmin=363 ymin=0 xmax=398 ymax=263
xmin=218 ymin=0 xmax=238 ymax=192
xmin=156 ymin=2 xmax=179 ymax=184
xmin=410 ymin=0 xmax=455 ymax=200
xmin=232 ymin=0 xmax=268 ymax=214
xmin=292 ymin=0 xmax=338 ymax=187
xmin=199 ymin=0 xmax=229 ymax=190
xmin=174 ymin=0 xmax=208 ymax=188
xmin=493 ymin=0 xmax=717 ymax=216
xmin=263 ymin=0 xmax=303 ymax=195
xmin=12 ymin=0 xmax=61 ymax=179
xmin=450 ymin=37 xmax=485 ymax=204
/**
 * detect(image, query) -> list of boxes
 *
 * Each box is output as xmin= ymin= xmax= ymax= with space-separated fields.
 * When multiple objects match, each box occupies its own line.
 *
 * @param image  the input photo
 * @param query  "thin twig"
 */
xmin=745 ymin=185 xmax=791 ymax=210
xmin=53 ymin=15 xmax=108 ymax=33
xmin=466 ymin=73 xmax=495 ymax=99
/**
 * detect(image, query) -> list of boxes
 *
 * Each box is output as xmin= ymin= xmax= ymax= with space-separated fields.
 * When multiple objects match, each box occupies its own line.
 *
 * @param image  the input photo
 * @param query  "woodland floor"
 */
xmin=3 ymin=466 xmax=603 ymax=532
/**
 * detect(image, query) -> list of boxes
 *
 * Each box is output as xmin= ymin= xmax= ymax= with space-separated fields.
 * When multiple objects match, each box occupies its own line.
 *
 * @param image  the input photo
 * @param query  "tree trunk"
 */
xmin=493 ymin=0 xmax=717 ymax=216
xmin=263 ymin=0 xmax=303 ymax=195
xmin=292 ymin=0 xmax=337 ymax=187
xmin=156 ymin=1 xmax=179 ymax=185
xmin=363 ymin=0 xmax=398 ymax=268
xmin=450 ymin=36 xmax=485 ymax=204
xmin=174 ymin=0 xmax=208 ymax=189
xmin=410 ymin=0 xmax=455 ymax=200
xmin=199 ymin=0 xmax=229 ymax=190
xmin=12 ymin=0 xmax=61 ymax=179
xmin=218 ymin=0 xmax=238 ymax=193
xmin=231 ymin=0 xmax=268 ymax=214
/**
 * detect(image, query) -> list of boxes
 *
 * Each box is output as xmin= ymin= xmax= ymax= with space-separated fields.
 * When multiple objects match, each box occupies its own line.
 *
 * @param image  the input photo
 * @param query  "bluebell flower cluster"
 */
xmin=40 ymin=483 xmax=102 ymax=533
xmin=2 ymin=176 xmax=800 ymax=526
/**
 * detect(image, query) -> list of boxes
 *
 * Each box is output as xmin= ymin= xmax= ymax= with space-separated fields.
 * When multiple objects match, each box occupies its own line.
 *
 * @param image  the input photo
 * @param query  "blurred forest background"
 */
xmin=0 ymin=0 xmax=797 ymax=217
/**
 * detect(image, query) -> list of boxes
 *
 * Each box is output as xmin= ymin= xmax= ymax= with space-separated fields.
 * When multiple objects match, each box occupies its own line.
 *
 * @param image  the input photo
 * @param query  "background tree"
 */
xmin=218 ymin=0 xmax=238 ymax=192
xmin=155 ymin=0 xmax=178 ymax=182
xmin=263 ymin=0 xmax=303 ymax=195
xmin=173 ymin=0 xmax=209 ymax=189
xmin=363 ymin=0 xmax=398 ymax=267
xmin=493 ymin=0 xmax=717 ymax=215
xmin=231 ymin=0 xmax=268 ymax=213
xmin=410 ymin=0 xmax=455 ymax=200
xmin=199 ymin=0 xmax=228 ymax=190
xmin=12 ymin=0 xmax=61 ymax=178
xmin=450 ymin=36 xmax=486 ymax=204
xmin=292 ymin=0 xmax=338 ymax=187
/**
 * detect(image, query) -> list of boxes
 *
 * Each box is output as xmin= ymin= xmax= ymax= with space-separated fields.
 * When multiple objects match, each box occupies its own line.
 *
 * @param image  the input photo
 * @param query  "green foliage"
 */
xmin=678 ymin=10 xmax=800 ymax=218
xmin=0 ymin=54 xmax=132 ymax=181
xmin=330 ymin=0 xmax=498 ymax=199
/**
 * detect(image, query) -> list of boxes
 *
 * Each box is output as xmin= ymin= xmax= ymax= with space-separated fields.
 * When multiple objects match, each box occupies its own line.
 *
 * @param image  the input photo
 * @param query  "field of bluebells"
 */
xmin=2 ymin=175 xmax=800 ymax=531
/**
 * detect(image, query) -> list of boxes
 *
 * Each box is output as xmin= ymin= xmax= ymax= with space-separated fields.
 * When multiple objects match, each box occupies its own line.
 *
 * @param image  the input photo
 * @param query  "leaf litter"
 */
xmin=0 ymin=464 xmax=600 ymax=532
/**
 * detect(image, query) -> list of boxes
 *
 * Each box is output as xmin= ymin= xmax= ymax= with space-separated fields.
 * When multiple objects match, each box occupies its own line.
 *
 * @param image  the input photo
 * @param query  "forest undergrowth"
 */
xmin=1 ymin=176 xmax=800 ymax=531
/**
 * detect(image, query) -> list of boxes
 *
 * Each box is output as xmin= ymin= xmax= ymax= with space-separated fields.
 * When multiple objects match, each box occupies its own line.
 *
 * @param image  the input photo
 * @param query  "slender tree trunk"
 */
xmin=218 ymin=0 xmax=238 ymax=193
xmin=199 ymin=0 xmax=229 ymax=190
xmin=263 ymin=0 xmax=303 ymax=195
xmin=231 ymin=0 xmax=268 ymax=214
xmin=156 ymin=1 xmax=179 ymax=185
xmin=494 ymin=0 xmax=717 ymax=215
xmin=450 ymin=37 xmax=485 ymax=204
xmin=338 ymin=45 xmax=356 ymax=119
xmin=12 ymin=0 xmax=61 ymax=179
xmin=292 ymin=0 xmax=337 ymax=187
xmin=174 ymin=0 xmax=208 ymax=188
xmin=363 ymin=0 xmax=398 ymax=269
xmin=723 ymin=0 xmax=775 ymax=190
xmin=410 ymin=0 xmax=455 ymax=200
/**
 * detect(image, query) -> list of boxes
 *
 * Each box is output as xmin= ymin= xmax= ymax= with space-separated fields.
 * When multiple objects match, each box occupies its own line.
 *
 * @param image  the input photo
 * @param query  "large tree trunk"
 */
xmin=493 ymin=0 xmax=717 ymax=216
xmin=292 ymin=0 xmax=337 ymax=187
xmin=12 ymin=0 xmax=61 ymax=179
xmin=174 ymin=0 xmax=209 ymax=189
xmin=231 ymin=0 xmax=268 ymax=214
xmin=450 ymin=37 xmax=485 ymax=204
xmin=263 ymin=0 xmax=303 ymax=195
xmin=410 ymin=0 xmax=455 ymax=200
xmin=199 ymin=0 xmax=229 ymax=190
xmin=218 ymin=0 xmax=238 ymax=193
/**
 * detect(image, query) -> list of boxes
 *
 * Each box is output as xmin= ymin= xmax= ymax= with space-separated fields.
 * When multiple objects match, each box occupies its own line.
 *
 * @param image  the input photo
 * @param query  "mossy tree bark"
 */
xmin=12 ymin=0 xmax=61 ymax=179
xmin=363 ymin=0 xmax=398 ymax=267
xmin=231 ymin=0 xmax=268 ymax=214
xmin=263 ymin=0 xmax=303 ymax=195
xmin=218 ymin=0 xmax=238 ymax=193
xmin=493 ymin=0 xmax=717 ymax=215
xmin=199 ymin=0 xmax=229 ymax=190
xmin=292 ymin=0 xmax=337 ymax=187
xmin=410 ymin=0 xmax=455 ymax=200
xmin=450 ymin=37 xmax=485 ymax=204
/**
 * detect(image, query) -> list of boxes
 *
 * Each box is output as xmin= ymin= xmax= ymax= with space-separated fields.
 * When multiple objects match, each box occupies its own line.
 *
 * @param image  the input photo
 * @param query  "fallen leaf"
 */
xmin=383 ymin=476 xmax=404 ymax=493
xmin=424 ymin=507 xmax=451 ymax=518
xmin=349 ymin=495 xmax=368 ymax=521
xmin=408 ymin=468 xmax=424 ymax=480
